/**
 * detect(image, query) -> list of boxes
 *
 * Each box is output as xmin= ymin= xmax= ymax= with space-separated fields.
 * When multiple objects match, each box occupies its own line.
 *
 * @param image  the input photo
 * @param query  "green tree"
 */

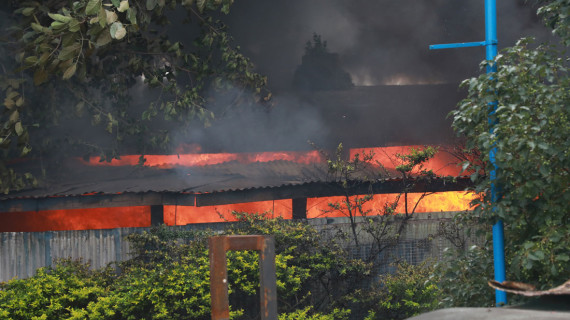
xmin=0 ymin=0 xmax=270 ymax=193
xmin=292 ymin=34 xmax=353 ymax=91
xmin=320 ymin=143 xmax=439 ymax=261
xmin=446 ymin=0 xmax=570 ymax=299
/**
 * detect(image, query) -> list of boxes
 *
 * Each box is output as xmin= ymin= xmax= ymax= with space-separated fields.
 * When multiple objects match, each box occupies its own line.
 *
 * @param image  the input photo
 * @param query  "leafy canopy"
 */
xmin=447 ymin=0 xmax=570 ymax=291
xmin=0 ymin=0 xmax=270 ymax=193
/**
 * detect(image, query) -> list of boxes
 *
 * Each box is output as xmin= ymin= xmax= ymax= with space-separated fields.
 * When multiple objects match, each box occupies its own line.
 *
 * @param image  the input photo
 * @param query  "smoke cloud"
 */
xmin=223 ymin=0 xmax=554 ymax=89
xmin=168 ymin=0 xmax=554 ymax=152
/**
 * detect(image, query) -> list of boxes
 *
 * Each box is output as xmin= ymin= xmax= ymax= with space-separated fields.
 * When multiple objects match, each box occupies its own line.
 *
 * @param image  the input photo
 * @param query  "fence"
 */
xmin=0 ymin=212 xmax=475 ymax=283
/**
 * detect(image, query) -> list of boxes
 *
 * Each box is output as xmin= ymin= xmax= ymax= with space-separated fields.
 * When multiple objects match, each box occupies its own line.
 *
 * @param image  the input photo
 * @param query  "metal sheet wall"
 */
xmin=0 ymin=213 xmax=473 ymax=283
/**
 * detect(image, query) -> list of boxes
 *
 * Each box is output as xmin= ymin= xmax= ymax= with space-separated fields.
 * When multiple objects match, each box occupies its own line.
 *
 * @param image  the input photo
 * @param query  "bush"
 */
xmin=223 ymin=212 xmax=371 ymax=315
xmin=278 ymin=306 xmax=350 ymax=320
xmin=434 ymin=245 xmax=495 ymax=308
xmin=86 ymin=256 xmax=217 ymax=320
xmin=0 ymin=213 xmax=442 ymax=319
xmin=0 ymin=259 xmax=109 ymax=320
xmin=348 ymin=262 xmax=441 ymax=320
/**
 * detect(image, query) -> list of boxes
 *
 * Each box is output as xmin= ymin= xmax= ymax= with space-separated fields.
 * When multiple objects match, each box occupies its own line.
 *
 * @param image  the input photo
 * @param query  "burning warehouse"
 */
xmin=0 ymin=78 xmax=476 ymax=233
xmin=0 ymin=0 xmax=556 ymax=300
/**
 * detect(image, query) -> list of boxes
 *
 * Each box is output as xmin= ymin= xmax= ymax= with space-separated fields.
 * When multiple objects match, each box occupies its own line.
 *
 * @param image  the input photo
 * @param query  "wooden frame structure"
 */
xmin=209 ymin=235 xmax=277 ymax=320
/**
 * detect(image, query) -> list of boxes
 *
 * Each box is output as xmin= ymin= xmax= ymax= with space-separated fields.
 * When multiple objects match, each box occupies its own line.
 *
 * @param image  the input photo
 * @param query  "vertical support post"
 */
xmin=259 ymin=236 xmax=277 ymax=319
xmin=485 ymin=0 xmax=507 ymax=306
xmin=150 ymin=205 xmax=164 ymax=226
xmin=209 ymin=235 xmax=277 ymax=320
xmin=292 ymin=198 xmax=307 ymax=219
xmin=209 ymin=236 xmax=230 ymax=320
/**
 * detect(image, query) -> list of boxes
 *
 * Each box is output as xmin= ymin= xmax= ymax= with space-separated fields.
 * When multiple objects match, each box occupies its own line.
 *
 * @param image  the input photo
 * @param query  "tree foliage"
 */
xmin=321 ymin=143 xmax=439 ymax=256
xmin=292 ymin=34 xmax=353 ymax=91
xmin=446 ymin=0 xmax=570 ymax=294
xmin=0 ymin=0 xmax=270 ymax=193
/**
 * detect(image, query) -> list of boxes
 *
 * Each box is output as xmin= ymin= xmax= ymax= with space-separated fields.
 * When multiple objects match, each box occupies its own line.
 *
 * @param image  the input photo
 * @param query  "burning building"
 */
xmin=0 ymin=83 xmax=476 ymax=233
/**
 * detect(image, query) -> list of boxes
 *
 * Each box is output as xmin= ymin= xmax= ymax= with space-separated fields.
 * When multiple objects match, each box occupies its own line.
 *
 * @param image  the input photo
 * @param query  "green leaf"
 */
xmin=146 ymin=0 xmax=157 ymax=10
xmin=110 ymin=22 xmax=126 ymax=40
xmin=21 ymin=7 xmax=35 ymax=16
xmin=105 ymin=10 xmax=118 ymax=24
xmin=68 ymin=19 xmax=81 ymax=32
xmin=33 ymin=69 xmax=48 ymax=85
xmin=58 ymin=43 xmax=80 ymax=61
xmin=24 ymin=56 xmax=38 ymax=65
xmin=75 ymin=101 xmax=85 ymax=117
xmin=111 ymin=0 xmax=121 ymax=7
xmin=62 ymin=64 xmax=77 ymax=80
xmin=14 ymin=122 xmax=24 ymax=136
xmin=85 ymin=0 xmax=102 ymax=15
xmin=197 ymin=0 xmax=206 ymax=12
xmin=98 ymin=6 xmax=107 ymax=27
xmin=30 ymin=23 xmax=44 ymax=33
xmin=118 ymin=0 xmax=130 ymax=12
xmin=48 ymin=13 xmax=72 ymax=23
xmin=126 ymin=8 xmax=137 ymax=25
xmin=96 ymin=30 xmax=112 ymax=46
xmin=9 ymin=110 xmax=19 ymax=123
xmin=528 ymin=250 xmax=545 ymax=261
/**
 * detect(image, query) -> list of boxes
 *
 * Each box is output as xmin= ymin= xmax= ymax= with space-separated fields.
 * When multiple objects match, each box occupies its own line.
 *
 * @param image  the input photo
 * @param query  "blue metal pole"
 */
xmin=485 ymin=0 xmax=507 ymax=306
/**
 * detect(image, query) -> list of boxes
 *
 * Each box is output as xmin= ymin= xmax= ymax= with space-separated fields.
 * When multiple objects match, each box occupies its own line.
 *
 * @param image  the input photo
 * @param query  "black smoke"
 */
xmin=222 ymin=0 xmax=553 ymax=90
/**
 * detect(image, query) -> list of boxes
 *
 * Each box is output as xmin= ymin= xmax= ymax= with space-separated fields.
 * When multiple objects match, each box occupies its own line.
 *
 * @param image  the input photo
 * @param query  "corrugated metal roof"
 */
xmin=0 ymin=160 xmax=335 ymax=200
xmin=0 ymin=158 xmax=468 ymax=210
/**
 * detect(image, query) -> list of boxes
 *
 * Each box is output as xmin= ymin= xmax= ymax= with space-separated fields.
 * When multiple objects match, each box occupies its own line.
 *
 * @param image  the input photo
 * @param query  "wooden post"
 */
xmin=209 ymin=235 xmax=277 ymax=320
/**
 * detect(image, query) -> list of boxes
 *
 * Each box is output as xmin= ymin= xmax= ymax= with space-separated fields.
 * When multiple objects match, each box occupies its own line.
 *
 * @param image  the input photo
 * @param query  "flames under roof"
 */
xmin=0 ymin=159 xmax=471 ymax=213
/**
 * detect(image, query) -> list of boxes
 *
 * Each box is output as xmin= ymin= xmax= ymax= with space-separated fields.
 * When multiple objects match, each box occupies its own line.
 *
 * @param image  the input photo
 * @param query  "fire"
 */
xmin=0 ymin=191 xmax=474 ymax=232
xmin=0 ymin=206 xmax=150 ymax=232
xmin=349 ymin=146 xmax=463 ymax=176
xmin=1 ymin=145 xmax=475 ymax=232
xmin=81 ymin=150 xmax=324 ymax=168
xmin=163 ymin=200 xmax=292 ymax=225
xmin=81 ymin=144 xmax=464 ymax=177
xmin=306 ymin=191 xmax=474 ymax=219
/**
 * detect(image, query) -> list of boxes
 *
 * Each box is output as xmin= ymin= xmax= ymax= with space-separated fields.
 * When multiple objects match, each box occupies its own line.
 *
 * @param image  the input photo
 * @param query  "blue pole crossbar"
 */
xmin=429 ymin=41 xmax=486 ymax=50
xmin=428 ymin=0 xmax=507 ymax=306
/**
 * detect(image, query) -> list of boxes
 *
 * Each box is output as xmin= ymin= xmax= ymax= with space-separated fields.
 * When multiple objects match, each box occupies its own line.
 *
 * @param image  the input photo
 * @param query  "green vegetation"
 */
xmin=0 ymin=213 xmax=443 ymax=319
xmin=439 ymin=0 xmax=570 ymax=305
xmin=348 ymin=262 xmax=441 ymax=320
xmin=0 ymin=0 xmax=270 ymax=193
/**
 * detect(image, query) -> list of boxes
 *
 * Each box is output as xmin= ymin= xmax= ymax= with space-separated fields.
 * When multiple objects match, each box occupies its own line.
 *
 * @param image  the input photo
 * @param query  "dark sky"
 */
xmin=222 ymin=0 xmax=554 ymax=90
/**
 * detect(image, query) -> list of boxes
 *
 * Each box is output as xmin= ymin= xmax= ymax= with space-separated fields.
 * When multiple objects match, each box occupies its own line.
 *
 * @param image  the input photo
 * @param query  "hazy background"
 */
xmin=175 ymin=0 xmax=555 ymax=152
xmin=221 ymin=0 xmax=553 ymax=90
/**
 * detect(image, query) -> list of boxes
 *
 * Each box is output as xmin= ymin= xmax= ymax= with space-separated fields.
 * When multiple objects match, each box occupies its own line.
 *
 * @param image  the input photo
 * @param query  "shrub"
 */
xmin=225 ymin=212 xmax=371 ymax=314
xmin=348 ymin=262 xmax=441 ymax=320
xmin=434 ymin=245 xmax=495 ymax=308
xmin=278 ymin=306 xmax=350 ymax=320
xmin=0 ymin=259 xmax=108 ymax=320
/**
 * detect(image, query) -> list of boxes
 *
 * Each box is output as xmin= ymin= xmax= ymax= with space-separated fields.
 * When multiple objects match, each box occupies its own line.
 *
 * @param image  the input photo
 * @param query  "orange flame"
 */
xmin=81 ymin=150 xmax=323 ymax=168
xmin=163 ymin=199 xmax=292 ymax=225
xmin=349 ymin=146 xmax=463 ymax=176
xmin=307 ymin=191 xmax=475 ymax=219
xmin=1 ymin=145 xmax=474 ymax=232
xmin=0 ymin=192 xmax=474 ymax=232
xmin=0 ymin=206 xmax=150 ymax=232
